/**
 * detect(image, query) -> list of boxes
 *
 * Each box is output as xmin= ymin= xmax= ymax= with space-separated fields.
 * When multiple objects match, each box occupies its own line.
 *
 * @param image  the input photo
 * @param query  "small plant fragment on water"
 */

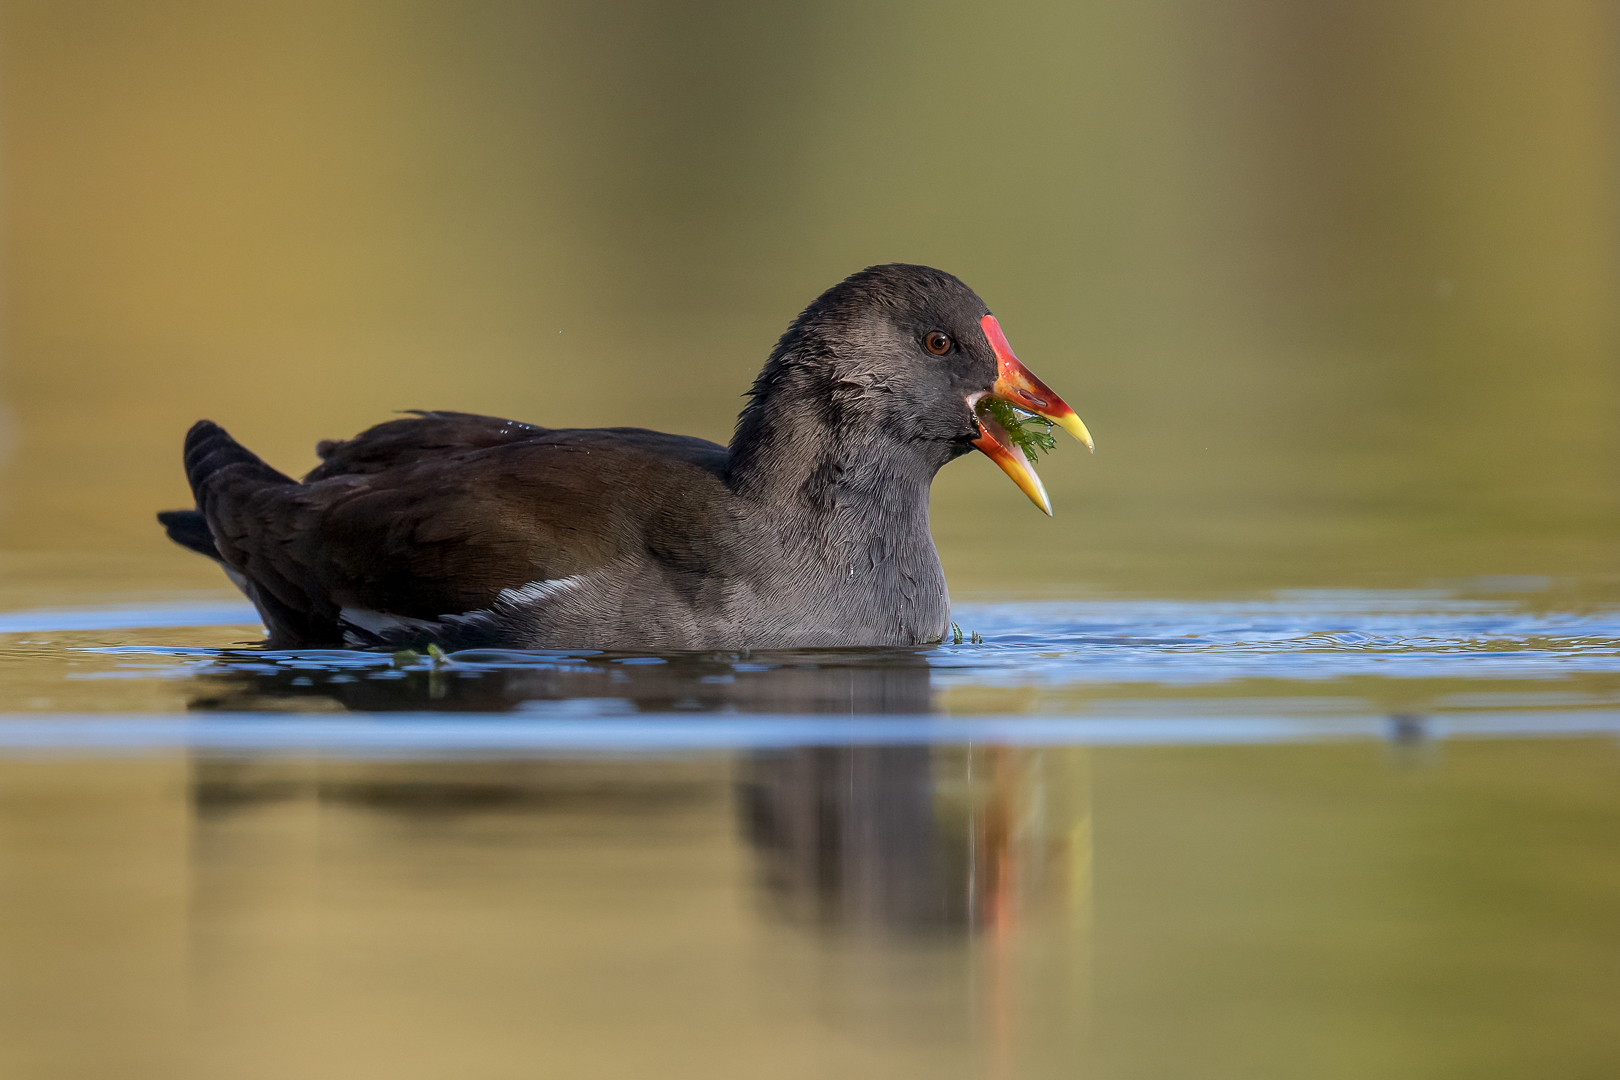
xmin=392 ymin=644 xmax=454 ymax=668
xmin=977 ymin=398 xmax=1057 ymax=465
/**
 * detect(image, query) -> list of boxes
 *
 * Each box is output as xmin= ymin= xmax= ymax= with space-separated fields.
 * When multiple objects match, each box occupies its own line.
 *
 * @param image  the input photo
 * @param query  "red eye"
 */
xmin=925 ymin=332 xmax=952 ymax=355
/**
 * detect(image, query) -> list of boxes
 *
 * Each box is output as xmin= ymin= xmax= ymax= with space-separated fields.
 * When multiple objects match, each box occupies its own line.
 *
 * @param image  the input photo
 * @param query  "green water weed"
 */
xmin=978 ymin=398 xmax=1057 ymax=465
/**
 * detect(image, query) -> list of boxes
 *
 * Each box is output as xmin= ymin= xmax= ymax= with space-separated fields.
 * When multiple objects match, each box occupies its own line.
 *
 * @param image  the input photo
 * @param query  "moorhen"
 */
xmin=158 ymin=264 xmax=1092 ymax=650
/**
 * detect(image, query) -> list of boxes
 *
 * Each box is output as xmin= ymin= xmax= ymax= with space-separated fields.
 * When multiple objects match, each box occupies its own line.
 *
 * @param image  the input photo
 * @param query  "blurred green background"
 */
xmin=1 ymin=0 xmax=1615 ymax=599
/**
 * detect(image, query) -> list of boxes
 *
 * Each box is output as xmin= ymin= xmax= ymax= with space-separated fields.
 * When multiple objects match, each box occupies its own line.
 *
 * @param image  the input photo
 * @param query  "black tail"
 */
xmin=156 ymin=508 xmax=220 ymax=561
xmin=160 ymin=421 xmax=296 ymax=561
xmin=182 ymin=420 xmax=296 ymax=508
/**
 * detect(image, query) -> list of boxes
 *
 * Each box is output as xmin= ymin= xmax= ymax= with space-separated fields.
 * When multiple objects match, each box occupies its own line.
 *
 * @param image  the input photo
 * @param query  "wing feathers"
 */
xmin=162 ymin=412 xmax=734 ymax=648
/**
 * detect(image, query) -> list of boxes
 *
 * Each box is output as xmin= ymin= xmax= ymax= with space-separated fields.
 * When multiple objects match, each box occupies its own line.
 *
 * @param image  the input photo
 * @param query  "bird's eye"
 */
xmin=924 ymin=332 xmax=952 ymax=355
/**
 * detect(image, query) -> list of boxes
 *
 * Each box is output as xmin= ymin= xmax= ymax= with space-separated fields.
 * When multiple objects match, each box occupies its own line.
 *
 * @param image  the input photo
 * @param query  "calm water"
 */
xmin=2 ymin=578 xmax=1618 ymax=1079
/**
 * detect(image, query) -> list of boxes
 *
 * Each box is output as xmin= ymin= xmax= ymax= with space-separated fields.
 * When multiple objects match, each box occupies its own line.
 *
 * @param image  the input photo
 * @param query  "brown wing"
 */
xmin=305 ymin=411 xmax=549 ymax=480
xmin=185 ymin=416 xmax=732 ymax=646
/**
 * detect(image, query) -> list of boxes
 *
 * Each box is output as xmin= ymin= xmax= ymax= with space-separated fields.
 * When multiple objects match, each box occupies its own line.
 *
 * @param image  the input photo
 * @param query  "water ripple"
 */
xmin=9 ymin=592 xmax=1618 ymax=718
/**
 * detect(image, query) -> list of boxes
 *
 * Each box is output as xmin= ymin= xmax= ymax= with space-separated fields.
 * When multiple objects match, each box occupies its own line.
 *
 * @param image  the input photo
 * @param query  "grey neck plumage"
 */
xmin=723 ymin=346 xmax=953 ymax=646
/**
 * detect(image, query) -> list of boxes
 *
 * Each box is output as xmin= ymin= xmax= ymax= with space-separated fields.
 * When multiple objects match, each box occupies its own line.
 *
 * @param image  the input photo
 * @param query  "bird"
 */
xmin=158 ymin=264 xmax=1092 ymax=651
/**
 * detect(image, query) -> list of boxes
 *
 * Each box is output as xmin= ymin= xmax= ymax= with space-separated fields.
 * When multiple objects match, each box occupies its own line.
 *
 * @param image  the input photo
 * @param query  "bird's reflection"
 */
xmin=739 ymin=745 xmax=1088 ymax=936
xmin=185 ymin=647 xmax=934 ymax=714
xmin=739 ymin=746 xmax=959 ymax=931
xmin=184 ymin=647 xmax=1088 ymax=938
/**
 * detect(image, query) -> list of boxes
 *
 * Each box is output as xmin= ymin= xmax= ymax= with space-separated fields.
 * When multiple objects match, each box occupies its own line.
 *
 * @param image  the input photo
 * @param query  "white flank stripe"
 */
xmin=338 ymin=608 xmax=444 ymax=636
xmin=497 ymin=575 xmax=587 ymax=608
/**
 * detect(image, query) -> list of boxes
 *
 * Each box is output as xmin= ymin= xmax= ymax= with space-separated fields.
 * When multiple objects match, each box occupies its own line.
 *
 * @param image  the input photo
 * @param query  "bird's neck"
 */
xmin=724 ymin=373 xmax=950 ymax=644
xmin=727 ymin=369 xmax=938 ymax=538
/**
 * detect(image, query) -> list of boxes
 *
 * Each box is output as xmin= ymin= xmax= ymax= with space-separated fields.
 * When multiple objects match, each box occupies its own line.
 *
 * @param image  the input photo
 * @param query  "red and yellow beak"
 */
xmin=972 ymin=314 xmax=1093 ymax=516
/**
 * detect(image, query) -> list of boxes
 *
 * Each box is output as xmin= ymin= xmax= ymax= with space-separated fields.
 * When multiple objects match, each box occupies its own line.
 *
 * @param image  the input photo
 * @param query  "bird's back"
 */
xmin=306 ymin=411 xmax=730 ymax=481
xmin=171 ymin=413 xmax=739 ymax=648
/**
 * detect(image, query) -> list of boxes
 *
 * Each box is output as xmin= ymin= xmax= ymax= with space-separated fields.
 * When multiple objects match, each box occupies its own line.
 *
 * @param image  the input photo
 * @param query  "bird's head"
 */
xmin=738 ymin=263 xmax=1091 ymax=514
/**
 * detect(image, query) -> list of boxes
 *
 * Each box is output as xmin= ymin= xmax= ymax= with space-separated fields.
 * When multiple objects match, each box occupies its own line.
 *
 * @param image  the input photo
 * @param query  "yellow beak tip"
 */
xmin=1025 ymin=475 xmax=1054 ymax=516
xmin=1057 ymin=414 xmax=1095 ymax=452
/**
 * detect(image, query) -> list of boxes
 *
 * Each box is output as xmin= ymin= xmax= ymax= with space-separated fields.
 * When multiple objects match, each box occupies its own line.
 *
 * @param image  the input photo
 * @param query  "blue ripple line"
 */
xmin=0 ymin=605 xmax=262 ymax=633
xmin=0 ymin=711 xmax=1615 ymax=755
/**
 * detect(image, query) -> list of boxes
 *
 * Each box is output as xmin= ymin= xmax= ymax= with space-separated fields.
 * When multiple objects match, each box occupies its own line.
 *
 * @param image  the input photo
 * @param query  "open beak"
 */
xmin=972 ymin=314 xmax=1093 ymax=516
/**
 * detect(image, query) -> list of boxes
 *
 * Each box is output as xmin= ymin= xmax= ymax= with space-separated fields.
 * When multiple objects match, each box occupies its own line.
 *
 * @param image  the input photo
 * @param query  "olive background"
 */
xmin=1 ymin=0 xmax=1615 ymax=597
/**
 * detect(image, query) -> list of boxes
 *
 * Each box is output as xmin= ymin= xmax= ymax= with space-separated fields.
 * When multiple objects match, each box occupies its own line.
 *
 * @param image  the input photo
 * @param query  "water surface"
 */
xmin=2 ymin=582 xmax=1617 ymax=1079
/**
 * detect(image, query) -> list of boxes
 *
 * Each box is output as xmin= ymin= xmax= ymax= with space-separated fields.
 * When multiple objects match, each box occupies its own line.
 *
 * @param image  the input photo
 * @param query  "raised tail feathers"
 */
xmin=160 ymin=420 xmax=296 ymax=561
xmin=182 ymin=420 xmax=296 ymax=507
